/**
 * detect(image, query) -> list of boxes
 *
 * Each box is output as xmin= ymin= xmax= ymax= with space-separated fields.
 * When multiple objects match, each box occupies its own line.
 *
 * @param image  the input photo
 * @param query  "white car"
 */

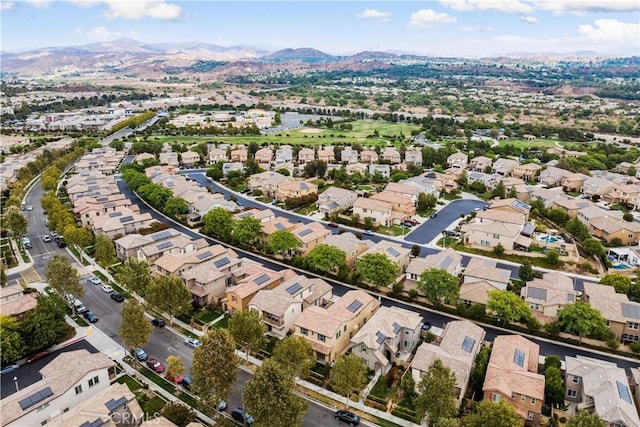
xmin=26 ymin=206 xmax=33 ymax=211
xmin=89 ymin=277 xmax=102 ymax=285
xmin=101 ymin=285 xmax=113 ymax=293
xmin=42 ymin=235 xmax=52 ymax=242
xmin=184 ymin=338 xmax=201 ymax=348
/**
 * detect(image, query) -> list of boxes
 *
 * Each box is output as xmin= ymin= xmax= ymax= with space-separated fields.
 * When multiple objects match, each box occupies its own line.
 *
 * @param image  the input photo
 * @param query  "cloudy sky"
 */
xmin=1 ymin=0 xmax=639 ymax=57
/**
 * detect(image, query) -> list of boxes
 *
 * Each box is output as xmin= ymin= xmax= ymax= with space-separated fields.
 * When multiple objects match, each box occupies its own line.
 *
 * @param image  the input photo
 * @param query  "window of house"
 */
xmin=572 ymin=376 xmax=580 ymax=384
xmin=531 ymin=398 xmax=536 ymax=405
xmin=567 ymin=389 xmax=577 ymax=398
xmin=41 ymin=421 xmax=48 ymax=426
xmin=336 ymin=330 xmax=341 ymax=339
xmin=491 ymin=394 xmax=500 ymax=402
xmin=318 ymin=334 xmax=326 ymax=342
xmin=75 ymin=385 xmax=83 ymax=395
xmin=628 ymin=322 xmax=639 ymax=330
xmin=521 ymin=395 xmax=526 ymax=402
xmin=88 ymin=376 xmax=99 ymax=387
xmin=511 ymin=392 xmax=516 ymax=399
xmin=300 ymin=328 xmax=308 ymax=335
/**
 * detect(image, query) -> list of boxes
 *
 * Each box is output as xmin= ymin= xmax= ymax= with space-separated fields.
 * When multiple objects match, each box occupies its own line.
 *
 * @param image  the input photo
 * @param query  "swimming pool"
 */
xmin=538 ymin=235 xmax=562 ymax=243
xmin=612 ymin=263 xmax=631 ymax=270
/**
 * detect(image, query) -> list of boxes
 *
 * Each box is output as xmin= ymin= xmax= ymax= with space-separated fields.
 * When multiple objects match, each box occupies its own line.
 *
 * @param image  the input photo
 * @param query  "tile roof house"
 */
xmin=382 ymin=147 xmax=401 ymax=164
xmin=564 ymin=356 xmax=640 ymax=427
xmin=469 ymin=156 xmax=493 ymax=172
xmin=114 ymin=229 xmax=182 ymax=260
xmin=530 ymin=187 xmax=571 ymax=208
xmin=360 ymin=149 xmax=379 ymax=164
xmin=262 ymin=217 xmax=297 ymax=243
xmin=294 ymin=290 xmax=381 ymax=364
xmin=0 ymin=284 xmax=38 ymax=317
xmin=323 ymin=232 xmax=373 ymax=268
xmin=208 ymin=147 xmax=228 ymax=163
xmin=561 ymin=173 xmax=589 ymax=192
xmin=159 ymin=151 xmax=180 ymax=166
xmin=275 ymin=179 xmax=318 ymax=202
xmin=412 ymin=320 xmax=486 ymax=401
xmin=298 ymin=147 xmax=315 ymax=164
xmin=134 ymin=152 xmax=156 ymax=164
xmin=144 ymin=165 xmax=178 ymax=178
xmin=341 ymin=148 xmax=359 ymax=164
xmin=353 ymin=197 xmax=392 ymax=227
xmin=605 ymin=184 xmax=640 ymax=211
xmin=153 ymin=244 xmax=233 ymax=276
xmin=459 ymin=258 xmax=512 ymax=305
xmin=539 ymin=166 xmax=571 ymax=187
xmin=405 ymin=149 xmax=423 ymax=165
xmin=582 ymin=176 xmax=615 ymax=198
xmin=317 ymin=148 xmax=335 ymax=163
xmin=224 ymin=264 xmax=296 ymax=313
xmin=137 ymin=234 xmax=208 ymax=264
xmin=254 ymin=147 xmax=273 ymax=163
xmin=222 ymin=162 xmax=244 ymax=177
xmin=405 ymin=249 xmax=462 ymax=284
xmin=582 ymin=282 xmax=640 ymax=343
xmin=447 ymin=152 xmax=468 ymax=170
xmin=180 ymin=151 xmax=201 ymax=168
xmin=553 ymin=198 xmax=596 ymax=218
xmin=460 ymin=209 xmax=530 ymax=252
xmin=1 ymin=350 xmax=116 ymax=427
xmin=512 ymin=163 xmax=542 ymax=181
xmin=349 ymin=306 xmax=422 ymax=374
xmin=384 ymin=182 xmax=421 ymax=204
xmin=275 ymin=145 xmax=294 ymax=164
xmin=370 ymin=191 xmax=416 ymax=217
xmin=588 ymin=216 xmax=640 ymax=246
xmin=291 ymin=222 xmax=331 ymax=256
xmin=488 ymin=198 xmax=531 ymax=219
xmin=230 ymin=148 xmax=248 ymax=163
xmin=317 ymin=186 xmax=358 ymax=214
xmin=73 ymin=195 xmax=138 ymax=229
xmin=182 ymin=254 xmax=242 ymax=306
xmin=521 ymin=272 xmax=579 ymax=318
xmin=482 ymin=335 xmax=545 ymax=423
xmin=492 ymin=158 xmax=519 ymax=176
xmin=368 ymin=164 xmax=391 ymax=179
xmin=90 ymin=208 xmax=154 ymax=239
xmin=358 ymin=240 xmax=411 ymax=276
xmin=248 ymin=171 xmax=288 ymax=196
xmin=233 ymin=208 xmax=276 ymax=223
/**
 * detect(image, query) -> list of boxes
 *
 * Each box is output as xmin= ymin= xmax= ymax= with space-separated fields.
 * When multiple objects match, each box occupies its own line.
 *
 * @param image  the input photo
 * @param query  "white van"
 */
xmin=73 ymin=299 xmax=87 ymax=314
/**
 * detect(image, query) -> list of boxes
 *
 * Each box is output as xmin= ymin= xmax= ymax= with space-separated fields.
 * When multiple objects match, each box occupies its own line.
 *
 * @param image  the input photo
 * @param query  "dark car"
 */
xmin=146 ymin=358 xmax=165 ymax=373
xmin=0 ymin=364 xmax=20 ymax=375
xmin=335 ymin=410 xmax=360 ymax=425
xmin=444 ymin=230 xmax=460 ymax=237
xmin=429 ymin=212 xmax=438 ymax=219
xmin=327 ymin=222 xmax=339 ymax=228
xmin=404 ymin=218 xmax=419 ymax=226
xmin=179 ymin=375 xmax=192 ymax=390
xmin=26 ymin=351 xmax=50 ymax=363
xmin=110 ymin=293 xmax=125 ymax=302
xmin=401 ymin=221 xmax=414 ymax=227
xmin=231 ymin=408 xmax=254 ymax=425
xmin=83 ymin=311 xmax=99 ymax=323
xmin=151 ymin=318 xmax=165 ymax=327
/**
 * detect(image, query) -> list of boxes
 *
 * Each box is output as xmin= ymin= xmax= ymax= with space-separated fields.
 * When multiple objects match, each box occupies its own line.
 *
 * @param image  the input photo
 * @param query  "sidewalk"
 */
xmin=6 ymin=239 xmax=34 ymax=275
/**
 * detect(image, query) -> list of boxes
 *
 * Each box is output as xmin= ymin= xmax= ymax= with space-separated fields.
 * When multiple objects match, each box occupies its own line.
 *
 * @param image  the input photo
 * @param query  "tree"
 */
xmin=433 ymin=419 xmax=460 ymax=427
xmin=268 ymin=229 xmax=300 ymax=256
xmin=272 ymin=335 xmax=315 ymax=380
xmin=161 ymin=403 xmax=194 ymax=427
xmin=557 ymin=301 xmax=609 ymax=343
xmin=306 ymin=244 xmax=347 ymax=273
xmin=545 ymin=366 xmax=564 ymax=406
xmin=228 ymin=309 xmax=266 ymax=360
xmin=166 ymin=355 xmax=184 ymax=382
xmin=20 ymin=295 xmax=70 ymax=354
xmin=356 ymin=252 xmax=398 ymax=288
xmin=416 ymin=359 xmax=458 ymax=424
xmin=45 ymin=254 xmax=83 ymax=298
xmin=63 ymin=225 xmax=93 ymax=249
xmin=411 ymin=244 xmax=421 ymax=257
xmin=623 ymin=212 xmax=634 ymax=222
xmin=487 ymin=290 xmax=532 ymax=324
xmin=94 ymin=233 xmax=116 ymax=267
xmin=582 ymin=238 xmax=605 ymax=257
xmin=115 ymin=258 xmax=153 ymax=297
xmin=417 ymin=268 xmax=460 ymax=305
xmin=243 ymin=359 xmax=308 ymax=427
xmin=206 ymin=163 xmax=224 ymax=181
xmin=0 ymin=315 xmax=25 ymax=364
xmin=232 ymin=216 xmax=263 ymax=246
xmin=518 ymin=261 xmax=534 ymax=283
xmin=400 ymin=371 xmax=417 ymax=403
xmin=164 ymin=197 xmax=188 ymax=218
xmin=363 ymin=216 xmax=374 ymax=230
xmin=119 ymin=300 xmax=152 ymax=359
xmin=491 ymin=181 xmax=506 ymax=199
xmin=546 ymin=208 xmax=570 ymax=226
xmin=546 ymin=250 xmax=560 ymax=266
xmin=3 ymin=206 xmax=27 ymax=241
xmin=566 ymin=217 xmax=590 ymax=241
xmin=566 ymin=410 xmax=606 ymax=427
xmin=417 ymin=193 xmax=437 ymax=212
xmin=493 ymin=243 xmax=505 ymax=256
xmin=600 ymin=274 xmax=632 ymax=294
xmin=192 ymin=329 xmax=239 ymax=410
xmin=203 ymin=208 xmax=235 ymax=241
xmin=146 ymin=275 xmax=192 ymax=324
xmin=544 ymin=354 xmax=562 ymax=370
xmin=461 ymin=400 xmax=520 ymax=427
xmin=329 ymin=354 xmax=367 ymax=408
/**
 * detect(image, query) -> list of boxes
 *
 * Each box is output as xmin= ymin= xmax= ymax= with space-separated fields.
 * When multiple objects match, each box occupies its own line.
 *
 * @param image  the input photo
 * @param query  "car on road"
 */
xmin=101 ymin=285 xmax=113 ymax=293
xmin=89 ymin=277 xmax=102 ymax=285
xmin=231 ymin=408 xmax=254 ymax=425
xmin=327 ymin=222 xmax=339 ymax=228
xmin=55 ymin=236 xmax=66 ymax=248
xmin=473 ymin=207 xmax=482 ymax=212
xmin=83 ymin=311 xmax=99 ymax=323
xmin=217 ymin=400 xmax=227 ymax=411
xmin=110 ymin=293 xmax=125 ymax=303
xmin=42 ymin=235 xmax=51 ymax=242
xmin=364 ymin=230 xmax=374 ymax=236
xmin=131 ymin=348 xmax=148 ymax=361
xmin=50 ymin=231 xmax=57 ymax=237
xmin=334 ymin=410 xmax=360 ymax=425
xmin=184 ymin=338 xmax=201 ymax=348
xmin=151 ymin=318 xmax=165 ymax=328
xmin=146 ymin=358 xmax=165 ymax=373
xmin=22 ymin=237 xmax=32 ymax=249
xmin=27 ymin=206 xmax=33 ymax=211
xmin=0 ymin=364 xmax=20 ymax=375
xmin=26 ymin=351 xmax=50 ymax=363
xmin=429 ymin=212 xmax=438 ymax=219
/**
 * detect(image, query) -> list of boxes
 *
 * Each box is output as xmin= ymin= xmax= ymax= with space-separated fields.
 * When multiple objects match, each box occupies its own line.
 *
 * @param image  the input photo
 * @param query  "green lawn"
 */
xmin=377 ymin=225 xmax=409 ymax=237
xmin=193 ymin=309 xmax=223 ymax=324
xmin=116 ymin=374 xmax=144 ymax=391
xmin=498 ymin=138 xmax=569 ymax=149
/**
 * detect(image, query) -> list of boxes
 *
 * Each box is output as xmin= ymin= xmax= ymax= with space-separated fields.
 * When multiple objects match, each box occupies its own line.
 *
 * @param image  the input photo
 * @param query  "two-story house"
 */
xmin=159 ymin=151 xmax=180 ymax=166
xmin=458 ymin=258 xmax=512 ymax=306
xmin=358 ymin=241 xmax=411 ymax=276
xmin=469 ymin=156 xmax=493 ymax=172
xmin=275 ymin=179 xmax=318 ymax=202
xmin=317 ymin=148 xmax=335 ymax=163
xmin=370 ymin=191 xmax=416 ymax=219
xmin=588 ymin=216 xmax=640 ymax=246
xmin=291 ymin=222 xmax=331 ymax=256
xmin=230 ymin=148 xmax=248 ymax=163
xmin=460 ymin=209 xmax=529 ymax=252
xmin=384 ymin=182 xmax=421 ymax=204
xmin=224 ymin=265 xmax=296 ymax=313
xmin=582 ymin=176 xmax=614 ymax=198
xmin=182 ymin=253 xmax=243 ymax=306
xmin=298 ymin=147 xmax=315 ymax=164
xmin=317 ymin=186 xmax=358 ymax=214
xmin=137 ymin=234 xmax=208 ymax=264
xmin=539 ymin=166 xmax=570 ymax=187
xmin=248 ymin=171 xmax=288 ymax=196
xmin=405 ymin=249 xmax=462 ymax=285
xmin=561 ymin=173 xmax=589 ymax=192
xmin=353 ymin=197 xmax=392 ymax=227
xmin=90 ymin=209 xmax=154 ymax=239
xmin=368 ymin=164 xmax=391 ymax=179
xmin=0 ymin=284 xmax=38 ymax=317
xmin=405 ymin=149 xmax=423 ymax=165
xmin=233 ymin=208 xmax=276 ymax=223
xmin=323 ymin=232 xmax=373 ymax=268
xmin=114 ymin=229 xmax=182 ymax=261
xmin=582 ymin=282 xmax=640 ymax=344
xmin=360 ymin=150 xmax=379 ymax=164
xmin=382 ymin=147 xmax=401 ymax=164
xmin=341 ymin=148 xmax=359 ymax=164
xmin=180 ymin=151 xmax=200 ymax=168
xmin=254 ymin=147 xmax=273 ymax=164
xmin=209 ymin=148 xmax=228 ymax=163
xmin=521 ymin=272 xmax=579 ymax=318
xmin=447 ymin=152 xmax=468 ymax=170
xmin=493 ymin=158 xmax=519 ymax=176
xmin=512 ymin=163 xmax=542 ymax=182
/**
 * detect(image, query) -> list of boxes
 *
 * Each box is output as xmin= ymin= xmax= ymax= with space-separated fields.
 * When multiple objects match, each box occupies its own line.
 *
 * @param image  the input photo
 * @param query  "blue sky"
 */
xmin=1 ymin=1 xmax=639 ymax=56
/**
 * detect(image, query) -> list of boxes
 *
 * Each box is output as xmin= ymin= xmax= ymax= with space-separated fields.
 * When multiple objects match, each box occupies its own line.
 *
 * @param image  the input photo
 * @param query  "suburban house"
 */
xmin=577 ymin=206 xmax=623 ymax=227
xmin=0 ymin=284 xmax=38 ymax=317
xmin=358 ymin=241 xmax=410 ymax=276
xmin=353 ymin=197 xmax=392 ymax=227
xmin=360 ymin=150 xmax=379 ymax=164
xmin=153 ymin=244 xmax=234 ymax=277
xmin=248 ymin=171 xmax=288 ymax=196
xmin=230 ymin=148 xmax=248 ymax=163
xmin=459 ymin=258 xmax=512 ymax=306
xmin=460 ymin=209 xmax=530 ymax=252
xmin=382 ymin=147 xmax=401 ymax=164
xmin=588 ymin=216 xmax=640 ymax=245
xmin=323 ymin=232 xmax=373 ymax=268
xmin=73 ymin=195 xmax=138 ymax=228
xmin=530 ymin=187 xmax=570 ymax=208
xmin=90 ymin=209 xmax=154 ymax=239
xmin=447 ymin=152 xmax=468 ymax=170
xmin=412 ymin=320 xmax=486 ymax=401
xmin=223 ymin=265 xmax=295 ymax=313
xmin=317 ymin=148 xmax=335 ymax=163
xmin=222 ymin=162 xmax=243 ymax=177
xmin=180 ymin=151 xmax=200 ymax=168
xmin=547 ymin=147 xmax=587 ymax=158
xmin=1 ymin=350 xmax=116 ymax=427
xmin=469 ymin=156 xmax=492 ymax=172
xmin=512 ymin=163 xmax=542 ymax=181
xmin=564 ymin=356 xmax=640 ymax=427
xmin=137 ymin=234 xmax=208 ymax=264
xmin=561 ymin=173 xmax=589 ymax=192
xmin=384 ymin=182 xmax=421 ymax=204
xmin=254 ymin=147 xmax=273 ymax=163
xmin=400 ymin=175 xmax=440 ymax=198
xmin=181 ymin=253 xmax=243 ymax=306
xmin=582 ymin=282 xmax=640 ymax=343
xmin=368 ymin=164 xmax=391 ymax=179
xmin=605 ymin=184 xmax=640 ymax=211
xmin=489 ymin=198 xmax=531 ymax=220
xmin=133 ymin=152 xmax=155 ymax=164
xmin=482 ymin=335 xmax=545 ymax=423
xmin=405 ymin=149 xmax=423 ymax=165
xmin=209 ymin=148 xmax=228 ymax=163
xmin=493 ymin=158 xmax=519 ymax=176
xmin=275 ymin=145 xmax=293 ymax=164
xmin=291 ymin=222 xmax=331 ymax=256
xmin=348 ymin=306 xmax=422 ymax=375
xmin=189 ymin=193 xmax=240 ymax=218
xmin=114 ymin=229 xmax=182 ymax=261
xmin=522 ymin=134 xmax=536 ymax=140
xmin=144 ymin=165 xmax=178 ymax=178
xmin=262 ymin=217 xmax=297 ymax=244
xmin=582 ymin=177 xmax=615 ymax=198
xmin=370 ymin=191 xmax=416 ymax=217
xmin=275 ymin=179 xmax=318 ymax=202
xmin=553 ymin=198 xmax=594 ymax=218
xmin=539 ymin=166 xmax=570 ymax=187
xmin=317 ymin=186 xmax=358 ymax=214
xmin=521 ymin=272 xmax=579 ymax=318
xmin=405 ymin=249 xmax=463 ymax=284
xmin=298 ymin=147 xmax=315 ymax=164
xmin=233 ymin=208 xmax=276 ymax=223
xmin=159 ymin=151 xmax=180 ymax=166
xmin=341 ymin=148 xmax=359 ymax=164
xmin=293 ymin=290 xmax=381 ymax=364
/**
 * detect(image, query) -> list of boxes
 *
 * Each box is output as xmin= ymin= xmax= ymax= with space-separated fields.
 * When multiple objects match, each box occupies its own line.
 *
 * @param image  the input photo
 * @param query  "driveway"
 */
xmin=405 ymin=199 xmax=486 ymax=244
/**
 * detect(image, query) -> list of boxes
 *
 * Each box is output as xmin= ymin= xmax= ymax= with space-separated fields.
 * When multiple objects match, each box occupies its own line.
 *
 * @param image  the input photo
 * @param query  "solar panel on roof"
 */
xmin=441 ymin=256 xmax=453 ymax=270
xmin=105 ymin=396 xmax=129 ymax=412
xmin=238 ymin=212 xmax=251 ymax=218
xmin=392 ymin=322 xmax=401 ymax=334
xmin=104 ymin=202 xmax=116 ymax=208
xmin=376 ymin=331 xmax=386 ymax=345
xmin=347 ymin=300 xmax=363 ymax=313
xmin=119 ymin=216 xmax=134 ymax=223
xmin=151 ymin=230 xmax=172 ymax=241
xmin=214 ymin=257 xmax=230 ymax=268
xmin=156 ymin=241 xmax=173 ymax=250
xmin=621 ymin=303 xmax=640 ymax=320
xmin=386 ymin=247 xmax=400 ymax=257
xmin=275 ymin=223 xmax=286 ymax=230
xmin=286 ymin=283 xmax=303 ymax=295
xmin=300 ymin=182 xmax=309 ymax=189
xmin=18 ymin=387 xmax=53 ymax=410
xmin=254 ymin=273 xmax=270 ymax=285
xmin=462 ymin=336 xmax=476 ymax=353
xmin=513 ymin=349 xmax=525 ymax=367
xmin=527 ymin=287 xmax=547 ymax=301
xmin=196 ymin=251 xmax=213 ymax=260
xmin=96 ymin=196 xmax=108 ymax=202
xmin=108 ymin=212 xmax=123 ymax=217
xmin=617 ymin=380 xmax=632 ymax=404
xmin=298 ymin=229 xmax=313 ymax=237
xmin=79 ymin=419 xmax=105 ymax=427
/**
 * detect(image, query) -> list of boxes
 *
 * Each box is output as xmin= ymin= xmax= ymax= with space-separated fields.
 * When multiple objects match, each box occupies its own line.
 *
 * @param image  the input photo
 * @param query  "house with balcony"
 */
xmin=564 ymin=356 xmax=640 ymax=427
xmin=384 ymin=182 xmax=421 ymax=204
xmin=360 ymin=150 xmax=379 ymax=164
xmin=317 ymin=186 xmax=358 ymax=214
xmin=291 ymin=222 xmax=331 ymax=256
xmin=493 ymin=158 xmax=519 ymax=176
xmin=275 ymin=179 xmax=318 ymax=202
xmin=521 ymin=272 xmax=579 ymax=319
xmin=180 ymin=151 xmax=201 ymax=168
xmin=512 ymin=163 xmax=542 ymax=182
xmin=349 ymin=306 xmax=422 ymax=375
xmin=114 ymin=229 xmax=182 ymax=261
xmin=318 ymin=148 xmax=335 ymax=163
xmin=248 ymin=171 xmax=288 ymax=196
xmin=561 ymin=173 xmax=589 ymax=192
xmin=230 ymin=148 xmax=248 ymax=163
xmin=298 ymin=147 xmax=315 ymax=164
xmin=358 ymin=241 xmax=410 ymax=276
xmin=405 ymin=149 xmax=422 ymax=165
xmin=341 ymin=148 xmax=359 ymax=164
xmin=539 ymin=166 xmax=571 ymax=187
xmin=469 ymin=156 xmax=493 ymax=172
xmin=224 ymin=265 xmax=296 ymax=313
xmin=405 ymin=249 xmax=462 ymax=284
xmin=0 ymin=284 xmax=38 ymax=318
xmin=458 ymin=258 xmax=512 ymax=306
xmin=482 ymin=335 xmax=545 ymax=424
xmin=353 ymin=197 xmax=392 ymax=227
xmin=582 ymin=282 xmax=640 ymax=343
xmin=254 ymin=147 xmax=273 ymax=164
xmin=447 ymin=152 xmax=468 ymax=170
xmin=294 ymin=290 xmax=381 ymax=364
xmin=382 ymin=147 xmax=401 ymax=164
xmin=182 ymin=254 xmax=243 ymax=306
xmin=209 ymin=148 xmax=228 ymax=163
xmin=582 ymin=176 xmax=615 ymax=198
xmin=412 ymin=320 xmax=486 ymax=401
xmin=323 ymin=232 xmax=373 ymax=268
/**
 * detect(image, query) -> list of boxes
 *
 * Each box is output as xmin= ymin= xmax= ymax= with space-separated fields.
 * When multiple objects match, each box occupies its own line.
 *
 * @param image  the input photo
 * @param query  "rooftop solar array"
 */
xmin=254 ymin=274 xmax=271 ymax=285
xmin=214 ymin=257 xmax=231 ymax=268
xmin=196 ymin=251 xmax=213 ymax=260
xmin=621 ymin=303 xmax=640 ymax=320
xmin=96 ymin=196 xmax=108 ymax=202
xmin=298 ymin=229 xmax=313 ymax=237
xmin=119 ymin=216 xmax=134 ymax=223
xmin=151 ymin=230 xmax=173 ymax=241
xmin=104 ymin=202 xmax=116 ymax=208
xmin=617 ymin=380 xmax=633 ymax=404
xmin=18 ymin=387 xmax=53 ymax=410
xmin=512 ymin=200 xmax=531 ymax=211
xmin=286 ymin=283 xmax=303 ymax=295
xmin=392 ymin=322 xmax=401 ymax=334
xmin=275 ymin=223 xmax=286 ymax=230
xmin=461 ymin=336 xmax=476 ymax=353
xmin=386 ymin=247 xmax=400 ymax=257
xmin=300 ymin=182 xmax=309 ymax=189
xmin=376 ymin=331 xmax=386 ymax=345
xmin=108 ymin=212 xmax=123 ymax=218
xmin=347 ymin=299 xmax=363 ymax=313
xmin=105 ymin=396 xmax=129 ymax=412
xmin=527 ymin=287 xmax=547 ymax=301
xmin=513 ymin=349 xmax=525 ymax=367
xmin=441 ymin=256 xmax=454 ymax=270
xmin=79 ymin=418 xmax=105 ymax=427
xmin=156 ymin=241 xmax=173 ymax=250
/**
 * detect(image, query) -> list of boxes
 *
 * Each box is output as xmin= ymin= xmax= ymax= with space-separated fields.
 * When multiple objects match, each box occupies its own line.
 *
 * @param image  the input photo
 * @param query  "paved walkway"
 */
xmin=6 ymin=239 xmax=34 ymax=276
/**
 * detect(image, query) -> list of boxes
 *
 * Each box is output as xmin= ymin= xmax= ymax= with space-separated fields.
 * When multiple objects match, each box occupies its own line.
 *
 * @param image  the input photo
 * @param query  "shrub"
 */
xmin=630 ymin=342 xmax=640 ymax=353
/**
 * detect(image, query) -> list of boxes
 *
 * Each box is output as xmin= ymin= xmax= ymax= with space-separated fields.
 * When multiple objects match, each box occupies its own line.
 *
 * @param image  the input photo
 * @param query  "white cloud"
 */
xmin=439 ymin=0 xmax=532 ymax=13
xmin=356 ymin=8 xmax=391 ymax=22
xmin=26 ymin=0 xmax=50 ymax=9
xmin=1 ymin=1 xmax=15 ymax=11
xmin=69 ymin=0 xmax=183 ymax=20
xmin=408 ymin=9 xmax=457 ymax=29
xmin=520 ymin=16 xmax=539 ymax=24
xmin=532 ymin=0 xmax=640 ymax=13
xmin=87 ymin=26 xmax=122 ymax=41
xmin=462 ymin=26 xmax=494 ymax=32
xmin=578 ymin=19 xmax=640 ymax=44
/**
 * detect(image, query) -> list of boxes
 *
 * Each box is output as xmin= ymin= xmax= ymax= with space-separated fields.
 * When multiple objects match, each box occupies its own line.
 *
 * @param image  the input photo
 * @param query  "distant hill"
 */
xmin=265 ymin=48 xmax=334 ymax=63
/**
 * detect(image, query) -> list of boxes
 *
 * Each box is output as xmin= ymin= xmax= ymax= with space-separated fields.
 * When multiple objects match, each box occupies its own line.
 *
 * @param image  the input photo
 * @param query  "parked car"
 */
xmin=101 ymin=285 xmax=113 ymax=293
xmin=473 ymin=207 xmax=482 ymax=212
xmin=146 ymin=358 xmax=165 ymax=373
xmin=83 ymin=311 xmax=99 ymax=323
xmin=364 ymin=230 xmax=374 ymax=236
xmin=42 ymin=235 xmax=51 ymax=242
xmin=0 ymin=364 xmax=20 ymax=375
xmin=27 ymin=205 xmax=33 ymax=211
xmin=22 ymin=237 xmax=32 ymax=249
xmin=151 ymin=318 xmax=165 ymax=328
xmin=26 ymin=351 xmax=50 ymax=363
xmin=404 ymin=218 xmax=419 ymax=226
xmin=444 ymin=230 xmax=460 ymax=237
xmin=179 ymin=375 xmax=192 ymax=390
xmin=110 ymin=293 xmax=125 ymax=303
xmin=402 ymin=221 xmax=414 ymax=227
xmin=429 ymin=212 xmax=438 ymax=219
xmin=184 ymin=338 xmax=201 ymax=348
xmin=131 ymin=347 xmax=148 ymax=361
xmin=327 ymin=222 xmax=339 ymax=228
xmin=231 ymin=408 xmax=254 ymax=425
xmin=55 ymin=236 xmax=66 ymax=248
xmin=73 ymin=299 xmax=87 ymax=314
xmin=89 ymin=277 xmax=102 ymax=285
xmin=334 ymin=410 xmax=360 ymax=425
